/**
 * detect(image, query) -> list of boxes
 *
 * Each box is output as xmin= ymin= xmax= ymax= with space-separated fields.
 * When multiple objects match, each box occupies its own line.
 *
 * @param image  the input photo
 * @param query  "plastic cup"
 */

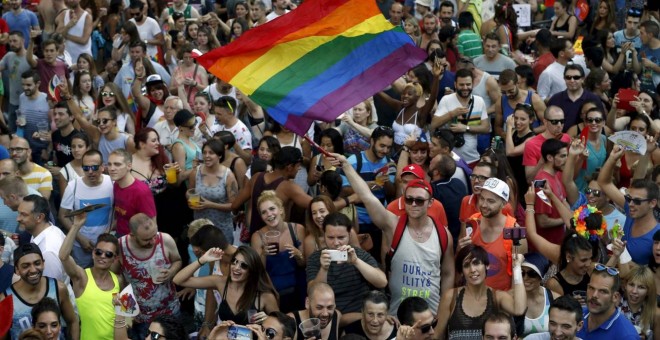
xmin=247 ymin=309 xmax=258 ymax=323
xmin=16 ymin=110 xmax=26 ymax=127
xmin=148 ymin=259 xmax=168 ymax=284
xmin=299 ymin=318 xmax=321 ymax=339
xmin=37 ymin=121 xmax=49 ymax=140
xmin=187 ymin=189 xmax=201 ymax=207
xmin=164 ymin=164 xmax=177 ymax=184
xmin=264 ymin=231 xmax=280 ymax=255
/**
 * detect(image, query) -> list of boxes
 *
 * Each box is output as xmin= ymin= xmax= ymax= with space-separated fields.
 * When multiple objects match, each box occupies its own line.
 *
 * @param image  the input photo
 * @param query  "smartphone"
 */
xmin=533 ymin=180 xmax=546 ymax=189
xmin=503 ymin=227 xmax=526 ymax=241
xmin=327 ymin=249 xmax=347 ymax=262
xmin=228 ymin=325 xmax=253 ymax=340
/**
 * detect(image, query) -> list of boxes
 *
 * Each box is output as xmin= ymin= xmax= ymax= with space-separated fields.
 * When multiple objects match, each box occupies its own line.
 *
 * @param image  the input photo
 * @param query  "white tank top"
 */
xmin=392 ymin=109 xmax=422 ymax=145
xmin=64 ymin=10 xmax=92 ymax=64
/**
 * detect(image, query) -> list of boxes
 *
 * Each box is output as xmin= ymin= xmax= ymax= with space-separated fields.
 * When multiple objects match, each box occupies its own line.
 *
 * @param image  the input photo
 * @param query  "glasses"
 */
xmin=94 ymin=249 xmax=115 ymax=258
xmin=94 ymin=118 xmax=114 ymax=125
xmin=594 ymin=263 xmax=619 ymax=276
xmin=585 ymin=188 xmax=601 ymax=197
xmin=375 ymin=125 xmax=394 ymax=137
xmin=521 ymin=269 xmax=539 ymax=279
xmin=264 ymin=328 xmax=278 ymax=340
xmin=419 ymin=319 xmax=438 ymax=334
xmin=586 ymin=117 xmax=603 ymax=124
xmin=100 ymin=91 xmax=115 ymax=97
xmin=404 ymin=196 xmax=429 ymax=206
xmin=564 ymin=75 xmax=582 ymax=80
xmin=82 ymin=165 xmax=101 ymax=172
xmin=148 ymin=331 xmax=165 ymax=339
xmin=231 ymin=258 xmax=249 ymax=270
xmin=547 ymin=119 xmax=565 ymax=125
xmin=8 ymin=147 xmax=28 ymax=153
xmin=469 ymin=174 xmax=488 ymax=182
xmin=624 ymin=194 xmax=653 ymax=205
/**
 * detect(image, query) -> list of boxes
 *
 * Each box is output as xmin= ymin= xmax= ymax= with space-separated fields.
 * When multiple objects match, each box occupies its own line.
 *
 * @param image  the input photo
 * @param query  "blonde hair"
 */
xmin=188 ymin=218 xmax=214 ymax=239
xmin=623 ymin=266 xmax=656 ymax=334
xmin=403 ymin=82 xmax=424 ymax=97
xmin=352 ymin=99 xmax=375 ymax=125
xmin=257 ymin=190 xmax=284 ymax=218
xmin=405 ymin=17 xmax=421 ymax=38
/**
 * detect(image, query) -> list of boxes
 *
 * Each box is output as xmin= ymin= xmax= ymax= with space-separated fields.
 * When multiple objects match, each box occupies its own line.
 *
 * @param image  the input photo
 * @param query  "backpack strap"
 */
xmin=355 ymin=153 xmax=363 ymax=174
xmin=385 ymin=215 xmax=448 ymax=273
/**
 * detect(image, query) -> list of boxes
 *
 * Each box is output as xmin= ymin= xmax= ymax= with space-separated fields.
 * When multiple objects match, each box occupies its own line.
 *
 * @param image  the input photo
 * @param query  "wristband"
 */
xmin=197 ymin=258 xmax=204 ymax=266
xmin=513 ymin=265 xmax=523 ymax=285
xmin=402 ymin=146 xmax=410 ymax=153
xmin=619 ymin=246 xmax=632 ymax=264
xmin=343 ymin=196 xmax=350 ymax=207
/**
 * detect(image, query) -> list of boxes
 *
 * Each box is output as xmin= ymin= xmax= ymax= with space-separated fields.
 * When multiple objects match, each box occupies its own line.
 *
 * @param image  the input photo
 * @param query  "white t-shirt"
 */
xmin=434 ymin=93 xmax=488 ymax=163
xmin=266 ymin=10 xmax=289 ymax=22
xmin=130 ymin=17 xmax=161 ymax=60
xmin=537 ymin=62 xmax=567 ymax=100
xmin=212 ymin=119 xmax=253 ymax=150
xmin=60 ymin=175 xmax=114 ymax=248
xmin=31 ymin=224 xmax=69 ymax=284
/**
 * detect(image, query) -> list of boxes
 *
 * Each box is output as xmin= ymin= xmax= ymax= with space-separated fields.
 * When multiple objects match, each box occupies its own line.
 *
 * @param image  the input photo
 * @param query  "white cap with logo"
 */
xmin=476 ymin=178 xmax=509 ymax=202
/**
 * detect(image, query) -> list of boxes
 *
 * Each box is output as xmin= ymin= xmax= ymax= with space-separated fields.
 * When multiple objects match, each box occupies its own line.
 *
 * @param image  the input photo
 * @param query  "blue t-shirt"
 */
xmin=638 ymin=45 xmax=660 ymax=92
xmin=613 ymin=30 xmax=642 ymax=50
xmin=0 ymin=146 xmax=9 ymax=160
xmin=2 ymin=10 xmax=39 ymax=49
xmin=341 ymin=152 xmax=395 ymax=225
xmin=577 ymin=308 xmax=640 ymax=339
xmin=622 ymin=201 xmax=660 ymax=265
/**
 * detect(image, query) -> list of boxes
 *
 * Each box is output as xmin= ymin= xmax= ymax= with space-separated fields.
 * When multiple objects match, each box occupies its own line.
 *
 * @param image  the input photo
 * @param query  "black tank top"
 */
xmin=551 ymin=15 xmax=576 ymax=40
xmin=293 ymin=310 xmax=338 ymax=340
xmin=217 ymin=282 xmax=260 ymax=325
xmin=554 ymin=271 xmax=589 ymax=296
xmin=447 ymin=288 xmax=496 ymax=339
xmin=249 ymin=172 xmax=286 ymax=233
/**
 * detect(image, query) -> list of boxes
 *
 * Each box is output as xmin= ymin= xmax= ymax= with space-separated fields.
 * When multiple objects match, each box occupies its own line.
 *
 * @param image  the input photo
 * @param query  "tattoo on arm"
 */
xmin=228 ymin=179 xmax=238 ymax=200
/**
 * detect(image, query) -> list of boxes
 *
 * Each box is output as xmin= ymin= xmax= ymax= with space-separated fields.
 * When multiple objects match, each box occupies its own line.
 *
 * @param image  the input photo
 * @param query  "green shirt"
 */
xmin=457 ymin=30 xmax=484 ymax=58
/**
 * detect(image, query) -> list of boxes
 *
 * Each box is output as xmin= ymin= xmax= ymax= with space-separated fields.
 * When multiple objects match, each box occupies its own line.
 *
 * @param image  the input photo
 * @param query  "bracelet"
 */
xmin=513 ymin=266 xmax=523 ymax=284
xmin=343 ymin=196 xmax=350 ymax=207
xmin=197 ymin=258 xmax=204 ymax=266
xmin=525 ymin=208 xmax=535 ymax=213
xmin=114 ymin=324 xmax=127 ymax=329
xmin=201 ymin=321 xmax=216 ymax=328
xmin=402 ymin=146 xmax=410 ymax=153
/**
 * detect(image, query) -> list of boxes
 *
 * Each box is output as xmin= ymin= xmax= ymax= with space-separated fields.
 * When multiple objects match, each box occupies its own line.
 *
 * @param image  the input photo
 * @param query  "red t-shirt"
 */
xmin=533 ymin=52 xmax=555 ymax=88
xmin=0 ymin=19 xmax=8 ymax=60
xmin=522 ymin=133 xmax=571 ymax=167
xmin=531 ymin=169 xmax=566 ymax=250
xmin=114 ymin=179 xmax=157 ymax=236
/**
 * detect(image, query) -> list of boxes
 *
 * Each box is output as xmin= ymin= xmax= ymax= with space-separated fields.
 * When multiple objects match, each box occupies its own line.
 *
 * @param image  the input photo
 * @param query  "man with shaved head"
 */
xmin=289 ymin=283 xmax=341 ymax=340
xmin=9 ymin=136 xmax=52 ymax=199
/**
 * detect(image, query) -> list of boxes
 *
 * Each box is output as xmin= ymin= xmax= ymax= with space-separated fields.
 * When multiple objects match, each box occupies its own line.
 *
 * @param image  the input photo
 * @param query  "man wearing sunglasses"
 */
xmin=522 ymin=106 xmax=571 ymax=183
xmin=59 ymin=212 xmax=122 ymax=340
xmin=396 ymin=297 xmax=436 ymax=340
xmin=598 ymin=145 xmax=660 ymax=265
xmin=576 ymin=264 xmax=640 ymax=338
xmin=547 ymin=65 xmax=605 ymax=131
xmin=59 ymin=150 xmax=113 ymax=267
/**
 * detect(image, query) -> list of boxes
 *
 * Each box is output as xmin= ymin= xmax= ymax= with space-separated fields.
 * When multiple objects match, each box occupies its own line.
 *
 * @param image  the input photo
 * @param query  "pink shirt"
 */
xmin=522 ymin=133 xmax=571 ymax=167
xmin=113 ymin=179 xmax=156 ymax=236
xmin=531 ymin=169 xmax=566 ymax=250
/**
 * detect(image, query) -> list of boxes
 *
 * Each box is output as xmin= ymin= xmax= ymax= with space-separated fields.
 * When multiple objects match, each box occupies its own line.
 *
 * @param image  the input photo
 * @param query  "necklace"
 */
xmin=412 ymin=224 xmax=428 ymax=240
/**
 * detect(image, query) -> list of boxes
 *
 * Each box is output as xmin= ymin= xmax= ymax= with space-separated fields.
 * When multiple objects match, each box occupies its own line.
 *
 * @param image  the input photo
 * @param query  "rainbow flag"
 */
xmin=197 ymin=0 xmax=426 ymax=135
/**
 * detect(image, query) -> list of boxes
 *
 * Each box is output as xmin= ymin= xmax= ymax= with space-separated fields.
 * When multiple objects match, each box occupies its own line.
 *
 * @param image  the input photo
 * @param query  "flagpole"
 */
xmin=302 ymin=134 xmax=332 ymax=158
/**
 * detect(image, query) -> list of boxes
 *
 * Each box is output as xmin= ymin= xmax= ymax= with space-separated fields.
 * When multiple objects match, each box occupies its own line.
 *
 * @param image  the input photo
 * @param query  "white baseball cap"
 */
xmin=476 ymin=178 xmax=509 ymax=202
xmin=415 ymin=0 xmax=432 ymax=7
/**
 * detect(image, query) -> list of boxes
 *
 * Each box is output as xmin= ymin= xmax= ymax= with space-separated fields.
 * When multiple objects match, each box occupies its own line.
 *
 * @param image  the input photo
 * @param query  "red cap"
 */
xmin=401 ymin=164 xmax=425 ymax=179
xmin=406 ymin=178 xmax=432 ymax=195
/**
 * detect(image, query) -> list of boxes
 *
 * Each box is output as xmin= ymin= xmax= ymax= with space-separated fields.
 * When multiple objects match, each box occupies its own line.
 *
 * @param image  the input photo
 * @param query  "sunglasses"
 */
xmin=564 ymin=75 xmax=582 ymax=80
xmin=624 ymin=194 xmax=653 ymax=205
xmin=100 ymin=91 xmax=115 ymax=97
xmin=94 ymin=248 xmax=115 ymax=258
xmin=584 ymin=188 xmax=601 ymax=197
xmin=594 ymin=263 xmax=619 ymax=276
xmin=82 ymin=165 xmax=101 ymax=172
xmin=627 ymin=7 xmax=642 ymax=16
xmin=469 ymin=174 xmax=488 ymax=182
xmin=404 ymin=196 xmax=428 ymax=206
xmin=419 ymin=318 xmax=438 ymax=334
xmin=94 ymin=118 xmax=114 ymax=125
xmin=586 ymin=117 xmax=603 ymax=124
xmin=264 ymin=327 xmax=278 ymax=340
xmin=231 ymin=258 xmax=249 ymax=270
xmin=521 ymin=269 xmax=539 ymax=279
xmin=149 ymin=331 xmax=165 ymax=339
xmin=547 ymin=119 xmax=565 ymax=125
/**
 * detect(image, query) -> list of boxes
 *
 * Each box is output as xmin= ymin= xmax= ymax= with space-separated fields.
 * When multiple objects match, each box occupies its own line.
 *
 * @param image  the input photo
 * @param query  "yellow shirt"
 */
xmin=75 ymin=268 xmax=120 ymax=340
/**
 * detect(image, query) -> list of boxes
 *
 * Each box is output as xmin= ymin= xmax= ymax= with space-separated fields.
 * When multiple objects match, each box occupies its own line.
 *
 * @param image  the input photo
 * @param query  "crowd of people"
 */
xmin=0 ymin=0 xmax=658 ymax=339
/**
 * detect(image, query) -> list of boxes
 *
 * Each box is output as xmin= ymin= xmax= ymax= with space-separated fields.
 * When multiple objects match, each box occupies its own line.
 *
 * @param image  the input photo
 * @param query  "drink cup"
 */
xmin=264 ymin=230 xmax=280 ymax=255
xmin=148 ymin=259 xmax=168 ymax=284
xmin=187 ymin=189 xmax=201 ymax=208
xmin=247 ymin=309 xmax=258 ymax=323
xmin=37 ymin=121 xmax=49 ymax=140
xmin=299 ymin=318 xmax=321 ymax=340
xmin=16 ymin=110 xmax=26 ymax=127
xmin=164 ymin=164 xmax=177 ymax=184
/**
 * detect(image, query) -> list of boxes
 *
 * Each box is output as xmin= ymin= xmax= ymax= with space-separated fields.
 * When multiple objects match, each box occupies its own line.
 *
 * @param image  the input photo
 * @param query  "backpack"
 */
xmin=385 ymin=214 xmax=449 ymax=273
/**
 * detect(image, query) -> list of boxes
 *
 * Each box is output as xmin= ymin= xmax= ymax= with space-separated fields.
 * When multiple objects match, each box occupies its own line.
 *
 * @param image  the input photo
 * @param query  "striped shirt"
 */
xmin=457 ymin=30 xmax=484 ymax=58
xmin=21 ymin=164 xmax=53 ymax=193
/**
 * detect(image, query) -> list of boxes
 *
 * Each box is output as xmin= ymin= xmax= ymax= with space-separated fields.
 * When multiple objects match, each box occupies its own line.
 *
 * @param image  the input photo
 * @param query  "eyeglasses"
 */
xmin=94 ymin=249 xmax=115 ymax=258
xmin=547 ymin=119 xmax=565 ymax=125
xmin=586 ymin=117 xmax=603 ymax=124
xmin=148 ymin=331 xmax=165 ymax=339
xmin=521 ymin=269 xmax=539 ymax=279
xmin=82 ymin=165 xmax=101 ymax=172
xmin=585 ymin=188 xmax=601 ymax=197
xmin=375 ymin=125 xmax=394 ymax=137
xmin=624 ymin=194 xmax=653 ymax=205
xmin=564 ymin=75 xmax=582 ymax=80
xmin=231 ymin=258 xmax=249 ymax=270
xmin=419 ymin=318 xmax=438 ymax=334
xmin=100 ymin=91 xmax=115 ymax=97
xmin=404 ymin=196 xmax=429 ymax=206
xmin=469 ymin=174 xmax=488 ymax=182
xmin=94 ymin=118 xmax=114 ymax=125
xmin=8 ymin=147 xmax=28 ymax=153
xmin=594 ymin=263 xmax=619 ymax=276
xmin=264 ymin=327 xmax=278 ymax=340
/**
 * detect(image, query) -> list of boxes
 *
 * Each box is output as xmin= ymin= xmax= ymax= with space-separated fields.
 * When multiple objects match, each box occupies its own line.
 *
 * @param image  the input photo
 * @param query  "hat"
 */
xmin=401 ymin=164 xmax=425 ymax=179
xmin=415 ymin=0 xmax=432 ymax=7
xmin=406 ymin=178 xmax=432 ymax=195
xmin=191 ymin=49 xmax=204 ymax=58
xmin=476 ymin=177 xmax=509 ymax=202
xmin=521 ymin=253 xmax=550 ymax=278
xmin=145 ymin=74 xmax=164 ymax=86
xmin=13 ymin=243 xmax=43 ymax=267
xmin=173 ymin=109 xmax=196 ymax=127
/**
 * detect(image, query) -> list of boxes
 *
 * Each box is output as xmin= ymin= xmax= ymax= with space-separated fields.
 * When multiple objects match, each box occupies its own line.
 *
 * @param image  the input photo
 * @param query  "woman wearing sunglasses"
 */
xmin=435 ymin=244 xmax=526 ymax=339
xmin=515 ymin=253 xmax=561 ymax=338
xmin=572 ymin=107 xmax=610 ymax=192
xmin=113 ymin=314 xmax=189 ymax=340
xmin=98 ymin=83 xmax=136 ymax=135
xmin=173 ymin=246 xmax=280 ymax=326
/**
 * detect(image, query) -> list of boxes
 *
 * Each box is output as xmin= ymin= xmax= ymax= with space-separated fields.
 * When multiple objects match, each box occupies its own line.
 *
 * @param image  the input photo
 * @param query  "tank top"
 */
xmin=553 ymin=271 xmax=589 ymax=296
xmin=501 ymin=90 xmax=538 ymax=130
xmin=276 ymin=134 xmax=309 ymax=193
xmin=173 ymin=138 xmax=201 ymax=170
xmin=471 ymin=214 xmax=517 ymax=291
xmin=76 ymin=268 xmax=120 ymax=340
xmin=6 ymin=278 xmax=60 ymax=340
xmin=523 ymin=287 xmax=552 ymax=337
xmin=392 ymin=109 xmax=422 ymax=145
xmin=293 ymin=310 xmax=339 ymax=340
xmin=99 ymin=133 xmax=129 ymax=163
xmin=64 ymin=10 xmax=92 ymax=63
xmin=551 ymin=15 xmax=576 ymax=40
xmin=194 ymin=166 xmax=234 ymax=244
xmin=447 ymin=288 xmax=496 ymax=339
xmin=249 ymin=173 xmax=286 ymax=233
xmin=217 ymin=282 xmax=260 ymax=324
xmin=119 ymin=232 xmax=180 ymax=323
xmin=263 ymin=223 xmax=301 ymax=294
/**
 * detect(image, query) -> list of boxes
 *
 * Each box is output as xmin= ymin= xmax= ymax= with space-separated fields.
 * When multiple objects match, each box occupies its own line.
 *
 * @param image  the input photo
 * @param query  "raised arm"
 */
xmin=417 ymin=61 xmax=443 ymax=121
xmin=497 ymin=254 xmax=526 ymax=316
xmin=524 ymin=187 xmax=560 ymax=264
xmin=131 ymin=59 xmax=151 ymax=112
xmin=562 ymin=138 xmax=584 ymax=206
xmin=26 ymin=30 xmax=38 ymax=68
xmin=504 ymin=116 xmax=527 ymax=157
xmin=597 ymin=145 xmax=625 ymax=208
xmin=58 ymin=213 xmax=87 ymax=295
xmin=60 ymin=84 xmax=100 ymax=142
xmin=173 ymin=247 xmax=224 ymax=289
